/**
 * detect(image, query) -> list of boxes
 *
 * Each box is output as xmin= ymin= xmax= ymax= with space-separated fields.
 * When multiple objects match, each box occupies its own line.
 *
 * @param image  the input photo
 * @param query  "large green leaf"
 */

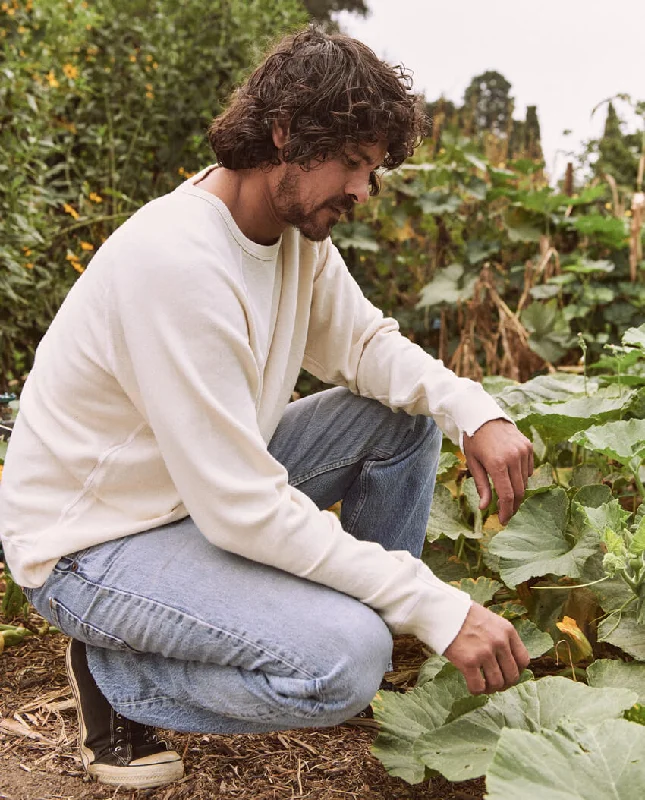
xmin=622 ymin=324 xmax=645 ymax=351
xmin=418 ymin=191 xmax=461 ymax=215
xmin=571 ymin=418 xmax=645 ymax=466
xmin=488 ymin=489 xmax=599 ymax=588
xmin=512 ymin=618 xmax=553 ymax=658
xmin=521 ymin=300 xmax=573 ymax=363
xmin=436 ymin=451 xmax=460 ymax=477
xmin=371 ymin=666 xmax=470 ymax=784
xmin=598 ymin=608 xmax=645 ymax=660
xmin=416 ymin=263 xmax=477 ymax=309
xmin=485 ymin=719 xmax=645 ymax=800
xmin=490 ymin=373 xmax=598 ymax=417
xmin=451 ymin=577 xmax=502 ymax=605
xmin=587 ymin=659 xmax=645 ymax=704
xmin=562 ymin=258 xmax=615 ymax=275
xmin=414 ymin=677 xmax=636 ymax=781
xmin=425 ymin=484 xmax=480 ymax=542
xmin=519 ymin=385 xmax=636 ymax=441
xmin=570 ymin=213 xmax=628 ymax=249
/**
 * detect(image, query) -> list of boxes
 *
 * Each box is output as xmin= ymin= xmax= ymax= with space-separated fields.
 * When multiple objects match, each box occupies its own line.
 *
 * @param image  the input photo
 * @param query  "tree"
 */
xmin=508 ymin=105 xmax=543 ymax=161
xmin=302 ymin=0 xmax=369 ymax=28
xmin=524 ymin=106 xmax=543 ymax=161
xmin=463 ymin=71 xmax=513 ymax=137
xmin=593 ymin=102 xmax=640 ymax=189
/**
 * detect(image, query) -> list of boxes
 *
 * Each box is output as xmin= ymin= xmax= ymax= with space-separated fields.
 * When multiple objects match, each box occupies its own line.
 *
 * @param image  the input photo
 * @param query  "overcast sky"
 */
xmin=336 ymin=0 xmax=644 ymax=182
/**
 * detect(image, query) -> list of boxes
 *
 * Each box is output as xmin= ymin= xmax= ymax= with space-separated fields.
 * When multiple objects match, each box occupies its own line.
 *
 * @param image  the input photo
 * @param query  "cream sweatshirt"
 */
xmin=0 ymin=169 xmax=510 ymax=654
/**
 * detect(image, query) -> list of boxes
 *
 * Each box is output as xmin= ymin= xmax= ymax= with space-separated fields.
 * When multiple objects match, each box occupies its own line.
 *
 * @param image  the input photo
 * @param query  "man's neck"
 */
xmin=193 ymin=167 xmax=284 ymax=246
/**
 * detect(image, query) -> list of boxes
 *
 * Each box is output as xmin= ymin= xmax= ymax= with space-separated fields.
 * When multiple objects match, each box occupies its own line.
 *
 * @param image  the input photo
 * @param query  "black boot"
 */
xmin=66 ymin=639 xmax=184 ymax=788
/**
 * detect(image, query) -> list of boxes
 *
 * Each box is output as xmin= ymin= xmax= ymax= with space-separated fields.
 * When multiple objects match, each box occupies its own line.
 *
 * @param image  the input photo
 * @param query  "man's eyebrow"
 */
xmin=356 ymin=149 xmax=384 ymax=168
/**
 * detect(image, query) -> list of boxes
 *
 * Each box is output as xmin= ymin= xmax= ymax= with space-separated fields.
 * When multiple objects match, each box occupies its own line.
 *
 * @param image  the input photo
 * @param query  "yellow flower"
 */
xmin=152 ymin=61 xmax=158 ymax=69
xmin=145 ymin=91 xmax=154 ymax=100
xmin=24 ymin=262 xmax=34 ymax=269
xmin=47 ymin=70 xmax=59 ymax=89
xmin=129 ymin=54 xmax=137 ymax=63
xmin=178 ymin=167 xmax=186 ymax=176
xmin=72 ymin=261 xmax=85 ymax=274
xmin=145 ymin=83 xmax=153 ymax=91
xmin=65 ymin=252 xmax=78 ymax=262
xmin=1 ymin=3 xmax=9 ymax=12
xmin=63 ymin=203 xmax=80 ymax=220
xmin=80 ymin=241 xmax=94 ymax=251
xmin=89 ymin=192 xmax=103 ymax=203
xmin=23 ymin=248 xmax=32 ymax=256
xmin=18 ymin=25 xmax=27 ymax=34
xmin=146 ymin=54 xmax=153 ymax=62
xmin=63 ymin=63 xmax=79 ymax=80
xmin=605 ymin=202 xmax=612 ymax=210
xmin=626 ymin=209 xmax=632 ymax=217
xmin=7 ymin=7 xmax=15 ymax=15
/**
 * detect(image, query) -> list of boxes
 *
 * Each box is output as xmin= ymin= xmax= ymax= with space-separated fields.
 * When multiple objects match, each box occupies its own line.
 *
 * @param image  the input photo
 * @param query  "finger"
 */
xmin=468 ymin=457 xmax=491 ymax=510
xmin=496 ymin=644 xmax=521 ymax=688
xmin=482 ymin=657 xmax=506 ymax=694
xmin=520 ymin=448 xmax=530 ymax=487
xmin=525 ymin=442 xmax=534 ymax=477
xmin=493 ymin=469 xmax=514 ymax=524
xmin=508 ymin=462 xmax=526 ymax=514
xmin=462 ymin=665 xmax=486 ymax=695
xmin=509 ymin=628 xmax=531 ymax=671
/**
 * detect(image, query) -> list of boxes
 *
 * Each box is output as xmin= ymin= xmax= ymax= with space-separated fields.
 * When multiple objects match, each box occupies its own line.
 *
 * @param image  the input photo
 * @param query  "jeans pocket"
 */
xmin=49 ymin=596 xmax=136 ymax=653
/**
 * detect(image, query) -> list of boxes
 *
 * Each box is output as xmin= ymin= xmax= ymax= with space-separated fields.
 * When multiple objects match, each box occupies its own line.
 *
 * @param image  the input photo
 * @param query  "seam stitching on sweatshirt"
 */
xmin=56 ymin=423 xmax=147 ymax=525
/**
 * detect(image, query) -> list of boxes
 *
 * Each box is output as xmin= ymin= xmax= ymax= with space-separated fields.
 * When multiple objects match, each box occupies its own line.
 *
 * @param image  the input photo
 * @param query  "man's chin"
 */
xmin=298 ymin=223 xmax=333 ymax=242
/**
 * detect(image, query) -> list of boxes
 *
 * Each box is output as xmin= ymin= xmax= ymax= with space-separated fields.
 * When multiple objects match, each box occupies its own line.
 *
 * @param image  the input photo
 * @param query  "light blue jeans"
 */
xmin=26 ymin=388 xmax=441 ymax=733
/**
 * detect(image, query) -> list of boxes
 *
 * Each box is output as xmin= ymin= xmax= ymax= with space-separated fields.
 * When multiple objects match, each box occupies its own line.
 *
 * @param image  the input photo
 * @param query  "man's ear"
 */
xmin=272 ymin=119 xmax=289 ymax=151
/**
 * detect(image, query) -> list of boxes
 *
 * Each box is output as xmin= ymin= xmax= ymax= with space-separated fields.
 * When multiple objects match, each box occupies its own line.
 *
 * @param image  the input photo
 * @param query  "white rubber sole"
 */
xmin=87 ymin=755 xmax=184 ymax=788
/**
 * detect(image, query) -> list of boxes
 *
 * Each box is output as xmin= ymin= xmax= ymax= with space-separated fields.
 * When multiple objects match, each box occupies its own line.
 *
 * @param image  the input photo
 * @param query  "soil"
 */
xmin=0 ymin=618 xmax=486 ymax=800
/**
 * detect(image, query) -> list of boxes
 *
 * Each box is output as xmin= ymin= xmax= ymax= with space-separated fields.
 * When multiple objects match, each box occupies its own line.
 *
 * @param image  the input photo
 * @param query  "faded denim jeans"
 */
xmin=26 ymin=387 xmax=441 ymax=734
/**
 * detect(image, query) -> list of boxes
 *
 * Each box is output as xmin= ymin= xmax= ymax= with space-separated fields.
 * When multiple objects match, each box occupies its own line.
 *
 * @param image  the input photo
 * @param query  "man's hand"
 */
xmin=462 ymin=419 xmax=533 ymax=525
xmin=444 ymin=603 xmax=530 ymax=695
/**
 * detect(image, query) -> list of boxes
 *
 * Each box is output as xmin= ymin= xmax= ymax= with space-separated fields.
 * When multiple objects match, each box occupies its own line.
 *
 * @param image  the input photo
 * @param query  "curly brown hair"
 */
xmin=208 ymin=26 xmax=428 ymax=187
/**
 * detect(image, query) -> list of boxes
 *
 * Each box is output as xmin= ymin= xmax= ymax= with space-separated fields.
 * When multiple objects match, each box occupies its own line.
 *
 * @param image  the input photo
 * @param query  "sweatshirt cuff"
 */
xmin=395 ymin=561 xmax=473 ymax=654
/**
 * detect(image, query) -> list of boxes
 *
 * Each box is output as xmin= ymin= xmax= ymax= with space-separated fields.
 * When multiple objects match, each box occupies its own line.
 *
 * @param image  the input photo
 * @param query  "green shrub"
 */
xmin=0 ymin=0 xmax=306 ymax=389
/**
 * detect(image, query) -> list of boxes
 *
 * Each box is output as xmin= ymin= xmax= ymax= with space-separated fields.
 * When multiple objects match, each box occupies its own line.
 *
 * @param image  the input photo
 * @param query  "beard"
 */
xmin=275 ymin=168 xmax=352 ymax=242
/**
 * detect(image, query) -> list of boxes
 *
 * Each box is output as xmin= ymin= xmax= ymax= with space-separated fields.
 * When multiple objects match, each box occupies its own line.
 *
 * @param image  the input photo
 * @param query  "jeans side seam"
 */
xmin=344 ymin=460 xmax=372 ymax=535
xmin=67 ymin=573 xmax=320 ymax=680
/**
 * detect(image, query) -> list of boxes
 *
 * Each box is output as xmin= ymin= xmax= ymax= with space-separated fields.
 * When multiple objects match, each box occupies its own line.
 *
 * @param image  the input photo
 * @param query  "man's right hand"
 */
xmin=443 ymin=602 xmax=530 ymax=695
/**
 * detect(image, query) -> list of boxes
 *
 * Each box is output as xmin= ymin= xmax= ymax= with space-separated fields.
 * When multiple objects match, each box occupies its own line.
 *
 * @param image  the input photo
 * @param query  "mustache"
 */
xmin=323 ymin=198 xmax=354 ymax=215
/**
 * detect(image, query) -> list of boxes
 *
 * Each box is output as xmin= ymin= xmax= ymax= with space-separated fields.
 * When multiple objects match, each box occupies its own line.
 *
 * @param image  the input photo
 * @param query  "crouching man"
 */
xmin=0 ymin=26 xmax=532 ymax=789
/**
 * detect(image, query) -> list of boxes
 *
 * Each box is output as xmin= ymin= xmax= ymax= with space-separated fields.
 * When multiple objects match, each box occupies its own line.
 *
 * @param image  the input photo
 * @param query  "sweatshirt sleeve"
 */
xmin=303 ymin=239 xmax=512 ymax=448
xmin=110 ymin=251 xmax=470 ymax=655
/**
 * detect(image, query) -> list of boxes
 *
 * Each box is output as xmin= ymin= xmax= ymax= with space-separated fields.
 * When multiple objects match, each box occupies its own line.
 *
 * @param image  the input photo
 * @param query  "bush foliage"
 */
xmin=0 ymin=0 xmax=306 ymax=389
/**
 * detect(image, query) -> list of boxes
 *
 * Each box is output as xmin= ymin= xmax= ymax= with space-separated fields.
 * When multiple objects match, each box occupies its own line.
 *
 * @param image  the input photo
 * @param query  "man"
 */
xmin=0 ymin=27 xmax=532 ymax=789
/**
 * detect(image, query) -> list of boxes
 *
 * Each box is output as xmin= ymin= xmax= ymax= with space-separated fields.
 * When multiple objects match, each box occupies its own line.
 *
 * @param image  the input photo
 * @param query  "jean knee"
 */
xmin=314 ymin=605 xmax=393 ymax=724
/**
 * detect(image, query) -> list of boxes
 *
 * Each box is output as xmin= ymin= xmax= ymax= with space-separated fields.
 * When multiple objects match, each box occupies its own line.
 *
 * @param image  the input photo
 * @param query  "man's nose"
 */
xmin=346 ymin=175 xmax=370 ymax=205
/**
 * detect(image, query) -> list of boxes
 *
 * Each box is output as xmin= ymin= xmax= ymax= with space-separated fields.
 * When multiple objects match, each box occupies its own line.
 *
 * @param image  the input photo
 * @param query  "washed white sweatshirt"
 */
xmin=0 ymin=170 xmax=510 ymax=654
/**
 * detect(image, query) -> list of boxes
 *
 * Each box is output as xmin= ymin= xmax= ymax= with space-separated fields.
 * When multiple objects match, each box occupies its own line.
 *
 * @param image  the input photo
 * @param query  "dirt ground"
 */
xmin=0 ymin=623 xmax=486 ymax=800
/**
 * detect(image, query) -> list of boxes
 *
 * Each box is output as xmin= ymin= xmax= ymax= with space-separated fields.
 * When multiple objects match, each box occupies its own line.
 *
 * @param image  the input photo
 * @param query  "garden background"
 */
xmin=1 ymin=1 xmax=645 ymax=799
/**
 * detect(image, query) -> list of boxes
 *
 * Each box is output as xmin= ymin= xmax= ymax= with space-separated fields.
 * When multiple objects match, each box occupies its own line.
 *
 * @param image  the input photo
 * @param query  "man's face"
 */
xmin=273 ymin=140 xmax=387 ymax=242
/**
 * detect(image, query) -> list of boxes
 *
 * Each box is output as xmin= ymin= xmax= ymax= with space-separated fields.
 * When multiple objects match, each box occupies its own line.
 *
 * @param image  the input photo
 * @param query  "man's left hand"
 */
xmin=462 ymin=419 xmax=533 ymax=525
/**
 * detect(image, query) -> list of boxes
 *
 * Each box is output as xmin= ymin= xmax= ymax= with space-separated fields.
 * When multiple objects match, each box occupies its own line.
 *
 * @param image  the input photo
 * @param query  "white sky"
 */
xmin=336 ymin=0 xmax=644 ymax=182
